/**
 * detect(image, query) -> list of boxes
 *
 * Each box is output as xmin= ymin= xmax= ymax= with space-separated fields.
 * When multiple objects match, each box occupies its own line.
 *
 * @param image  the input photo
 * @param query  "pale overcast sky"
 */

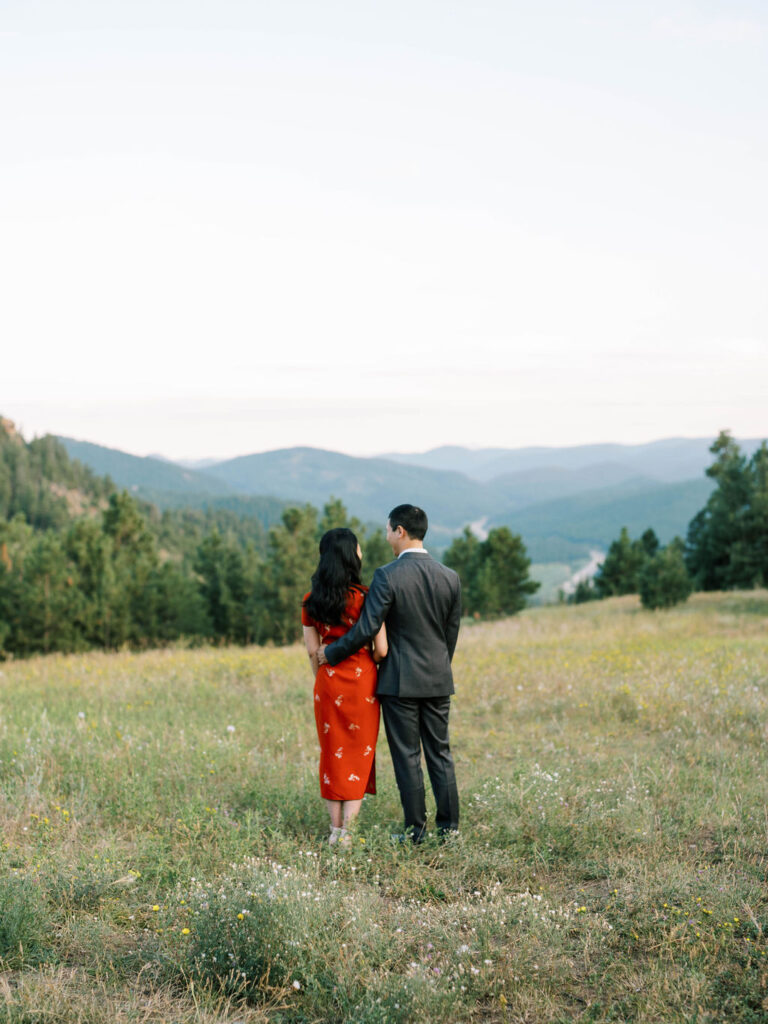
xmin=2 ymin=1 xmax=766 ymax=459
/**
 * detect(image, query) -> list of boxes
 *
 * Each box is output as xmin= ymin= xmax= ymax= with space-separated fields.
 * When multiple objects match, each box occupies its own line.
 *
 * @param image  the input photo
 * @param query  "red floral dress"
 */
xmin=302 ymin=586 xmax=380 ymax=800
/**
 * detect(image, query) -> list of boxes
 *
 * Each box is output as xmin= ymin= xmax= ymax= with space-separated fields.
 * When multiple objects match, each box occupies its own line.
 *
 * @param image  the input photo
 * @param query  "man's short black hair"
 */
xmin=388 ymin=504 xmax=428 ymax=541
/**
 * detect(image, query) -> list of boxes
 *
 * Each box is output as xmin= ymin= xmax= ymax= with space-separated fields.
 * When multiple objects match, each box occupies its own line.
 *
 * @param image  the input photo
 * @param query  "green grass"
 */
xmin=1 ymin=592 xmax=767 ymax=1022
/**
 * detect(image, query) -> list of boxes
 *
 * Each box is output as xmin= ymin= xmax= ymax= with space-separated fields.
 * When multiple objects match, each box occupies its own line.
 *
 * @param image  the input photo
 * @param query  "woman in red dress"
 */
xmin=302 ymin=528 xmax=387 ymax=847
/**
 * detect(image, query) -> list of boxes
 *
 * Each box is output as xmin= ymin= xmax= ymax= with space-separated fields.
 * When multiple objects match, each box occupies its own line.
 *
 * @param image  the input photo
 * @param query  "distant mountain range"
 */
xmin=56 ymin=434 xmax=764 ymax=566
xmin=381 ymin=437 xmax=765 ymax=482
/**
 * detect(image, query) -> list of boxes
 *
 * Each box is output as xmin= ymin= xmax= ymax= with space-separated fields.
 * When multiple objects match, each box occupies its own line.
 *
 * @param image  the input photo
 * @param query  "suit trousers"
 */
xmin=380 ymin=695 xmax=460 ymax=838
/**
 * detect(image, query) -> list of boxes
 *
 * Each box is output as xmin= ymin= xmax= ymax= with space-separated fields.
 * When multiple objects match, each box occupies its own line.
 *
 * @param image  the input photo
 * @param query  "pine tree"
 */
xmin=258 ymin=505 xmax=319 ymax=644
xmin=64 ymin=519 xmax=116 ymax=648
xmin=639 ymin=539 xmax=693 ymax=610
xmin=444 ymin=527 xmax=481 ymax=615
xmin=730 ymin=443 xmax=768 ymax=587
xmin=361 ymin=529 xmax=392 ymax=584
xmin=685 ymin=431 xmax=753 ymax=590
xmin=194 ymin=531 xmax=258 ymax=643
xmin=15 ymin=533 xmax=84 ymax=654
xmin=102 ymin=492 xmax=160 ymax=646
xmin=0 ymin=515 xmax=34 ymax=655
xmin=444 ymin=526 xmax=538 ymax=617
xmin=594 ymin=527 xmax=648 ymax=596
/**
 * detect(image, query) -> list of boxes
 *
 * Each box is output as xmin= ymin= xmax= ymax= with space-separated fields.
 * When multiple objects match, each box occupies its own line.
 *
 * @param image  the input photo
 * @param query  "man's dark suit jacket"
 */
xmin=324 ymin=551 xmax=461 ymax=698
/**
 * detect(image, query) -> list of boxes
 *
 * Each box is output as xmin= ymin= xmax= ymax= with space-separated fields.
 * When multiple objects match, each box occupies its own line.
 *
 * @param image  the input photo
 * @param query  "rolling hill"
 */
xmin=200 ymin=447 xmax=500 ymax=531
xmin=54 ymin=435 xmax=732 ymax=566
xmin=495 ymin=476 xmax=716 ymax=563
xmin=58 ymin=439 xmax=241 ymax=499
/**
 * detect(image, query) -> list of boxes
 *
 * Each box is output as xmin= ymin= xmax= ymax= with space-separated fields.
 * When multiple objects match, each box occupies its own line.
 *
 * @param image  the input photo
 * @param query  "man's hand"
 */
xmin=316 ymin=645 xmax=328 ymax=666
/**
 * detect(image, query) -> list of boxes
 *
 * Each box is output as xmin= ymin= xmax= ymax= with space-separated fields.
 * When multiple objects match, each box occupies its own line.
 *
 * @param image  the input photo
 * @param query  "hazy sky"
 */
xmin=2 ymin=0 xmax=766 ymax=459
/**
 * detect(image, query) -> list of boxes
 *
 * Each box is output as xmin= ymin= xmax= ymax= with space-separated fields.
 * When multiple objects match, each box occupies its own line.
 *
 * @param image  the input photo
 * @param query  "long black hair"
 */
xmin=303 ymin=528 xmax=364 ymax=626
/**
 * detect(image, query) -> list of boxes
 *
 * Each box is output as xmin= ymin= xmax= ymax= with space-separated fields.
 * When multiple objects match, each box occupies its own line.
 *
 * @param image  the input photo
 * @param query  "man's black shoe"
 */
xmin=390 ymin=830 xmax=425 ymax=845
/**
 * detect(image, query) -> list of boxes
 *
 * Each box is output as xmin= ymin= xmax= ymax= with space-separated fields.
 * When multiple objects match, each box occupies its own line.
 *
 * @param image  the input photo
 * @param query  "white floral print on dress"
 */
xmin=354 ymin=666 xmax=362 ymax=678
xmin=348 ymin=773 xmax=360 ymax=782
xmin=348 ymin=722 xmax=360 ymax=731
xmin=323 ymin=722 xmax=330 ymax=734
xmin=334 ymin=747 xmax=343 ymax=759
xmin=326 ymin=668 xmax=335 ymax=677
xmin=323 ymin=773 xmax=330 ymax=784
xmin=363 ymin=745 xmax=372 ymax=756
xmin=365 ymin=696 xmax=376 ymax=704
xmin=334 ymin=694 xmax=343 ymax=706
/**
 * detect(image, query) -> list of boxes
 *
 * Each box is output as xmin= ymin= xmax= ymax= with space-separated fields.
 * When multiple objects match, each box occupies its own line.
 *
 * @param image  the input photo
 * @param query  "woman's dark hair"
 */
xmin=303 ymin=528 xmax=363 ymax=626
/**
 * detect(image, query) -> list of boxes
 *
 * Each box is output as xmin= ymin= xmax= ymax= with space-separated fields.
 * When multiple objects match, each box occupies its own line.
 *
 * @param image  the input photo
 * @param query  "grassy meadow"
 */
xmin=1 ymin=592 xmax=768 ymax=1023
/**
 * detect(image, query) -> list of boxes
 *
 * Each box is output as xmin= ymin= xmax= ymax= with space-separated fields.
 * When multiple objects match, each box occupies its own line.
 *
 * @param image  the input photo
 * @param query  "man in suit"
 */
xmin=317 ymin=504 xmax=461 ymax=840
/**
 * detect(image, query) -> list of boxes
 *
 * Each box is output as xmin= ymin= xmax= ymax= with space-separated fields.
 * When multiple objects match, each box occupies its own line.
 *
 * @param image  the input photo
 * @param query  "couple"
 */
xmin=302 ymin=504 xmax=461 ymax=847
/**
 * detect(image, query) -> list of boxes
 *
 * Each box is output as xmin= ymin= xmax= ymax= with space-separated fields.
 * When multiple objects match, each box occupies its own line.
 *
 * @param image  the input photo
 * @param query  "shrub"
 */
xmin=571 ymin=579 xmax=600 ymax=604
xmin=639 ymin=542 xmax=693 ymax=610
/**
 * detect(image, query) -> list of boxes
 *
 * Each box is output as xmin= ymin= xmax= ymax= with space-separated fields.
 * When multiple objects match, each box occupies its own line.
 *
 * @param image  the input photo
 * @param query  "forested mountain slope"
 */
xmin=1 ymin=418 xmax=113 ymax=529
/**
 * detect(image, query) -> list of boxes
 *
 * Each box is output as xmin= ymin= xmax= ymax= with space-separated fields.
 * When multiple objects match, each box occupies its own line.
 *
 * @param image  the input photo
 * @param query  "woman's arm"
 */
xmin=371 ymin=622 xmax=388 ymax=664
xmin=303 ymin=625 xmax=321 ymax=676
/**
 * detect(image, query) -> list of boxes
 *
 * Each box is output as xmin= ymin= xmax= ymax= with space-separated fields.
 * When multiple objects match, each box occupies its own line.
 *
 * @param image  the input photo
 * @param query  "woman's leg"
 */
xmin=324 ymin=798 xmax=343 ymax=828
xmin=341 ymin=798 xmax=364 ymax=829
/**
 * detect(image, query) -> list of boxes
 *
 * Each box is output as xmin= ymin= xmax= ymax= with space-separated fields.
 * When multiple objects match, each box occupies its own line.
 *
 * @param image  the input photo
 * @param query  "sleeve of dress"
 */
xmin=325 ymin=569 xmax=393 ymax=666
xmin=301 ymin=593 xmax=314 ymax=627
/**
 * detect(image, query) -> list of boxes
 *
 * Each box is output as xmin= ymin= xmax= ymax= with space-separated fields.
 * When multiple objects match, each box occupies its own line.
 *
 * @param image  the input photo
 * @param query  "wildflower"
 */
xmin=152 ymin=905 xmax=160 ymax=912
xmin=77 ymin=712 xmax=86 ymax=720
xmin=227 ymin=725 xmax=235 ymax=733
xmin=182 ymin=928 xmax=190 ymax=935
xmin=292 ymin=980 xmax=301 ymax=990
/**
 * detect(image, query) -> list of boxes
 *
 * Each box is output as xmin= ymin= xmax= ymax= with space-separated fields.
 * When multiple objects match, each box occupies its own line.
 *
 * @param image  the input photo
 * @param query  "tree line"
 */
xmin=2 ymin=419 xmax=764 ymax=657
xmin=573 ymin=431 xmax=768 ymax=609
xmin=0 ymin=486 xmax=390 ymax=657
xmin=0 ymin=419 xmax=542 ymax=658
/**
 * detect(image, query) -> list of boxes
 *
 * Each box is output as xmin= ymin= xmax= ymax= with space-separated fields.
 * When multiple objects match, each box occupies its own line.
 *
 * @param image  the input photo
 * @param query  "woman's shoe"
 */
xmin=337 ymin=827 xmax=352 ymax=850
xmin=328 ymin=826 xmax=343 ymax=847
